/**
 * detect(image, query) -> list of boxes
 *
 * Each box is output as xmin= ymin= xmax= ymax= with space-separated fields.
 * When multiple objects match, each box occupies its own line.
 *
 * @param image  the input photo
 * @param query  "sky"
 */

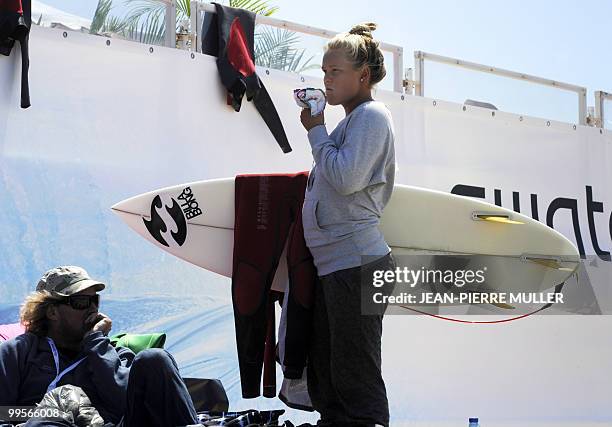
xmin=37 ymin=0 xmax=612 ymax=126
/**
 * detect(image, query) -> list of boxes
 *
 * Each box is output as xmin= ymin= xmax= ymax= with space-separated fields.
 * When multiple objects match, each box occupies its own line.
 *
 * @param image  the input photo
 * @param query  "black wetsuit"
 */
xmin=0 ymin=0 xmax=31 ymax=108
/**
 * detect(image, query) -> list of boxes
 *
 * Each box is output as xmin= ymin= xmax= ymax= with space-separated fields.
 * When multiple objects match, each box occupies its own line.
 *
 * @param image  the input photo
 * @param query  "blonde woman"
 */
xmin=300 ymin=23 xmax=396 ymax=427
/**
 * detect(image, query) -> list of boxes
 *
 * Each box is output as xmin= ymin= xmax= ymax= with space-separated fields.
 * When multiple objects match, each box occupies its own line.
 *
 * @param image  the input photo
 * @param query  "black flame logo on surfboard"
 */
xmin=143 ymin=195 xmax=187 ymax=247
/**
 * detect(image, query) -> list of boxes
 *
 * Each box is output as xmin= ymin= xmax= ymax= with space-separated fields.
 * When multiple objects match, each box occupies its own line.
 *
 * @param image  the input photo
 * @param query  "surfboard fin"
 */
xmin=472 ymin=212 xmax=524 ymax=224
xmin=521 ymin=255 xmax=577 ymax=272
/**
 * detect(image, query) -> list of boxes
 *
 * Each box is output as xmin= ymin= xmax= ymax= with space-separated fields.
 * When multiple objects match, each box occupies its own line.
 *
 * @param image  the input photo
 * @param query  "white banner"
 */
xmin=1 ymin=26 xmax=611 ymax=424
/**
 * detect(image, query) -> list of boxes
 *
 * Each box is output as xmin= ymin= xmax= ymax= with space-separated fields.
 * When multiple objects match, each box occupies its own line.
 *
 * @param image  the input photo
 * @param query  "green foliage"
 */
xmin=229 ymin=0 xmax=278 ymax=16
xmin=90 ymin=0 xmax=317 ymax=72
xmin=90 ymin=0 xmax=110 ymax=34
xmin=121 ymin=0 xmax=167 ymax=45
xmin=254 ymin=26 xmax=317 ymax=73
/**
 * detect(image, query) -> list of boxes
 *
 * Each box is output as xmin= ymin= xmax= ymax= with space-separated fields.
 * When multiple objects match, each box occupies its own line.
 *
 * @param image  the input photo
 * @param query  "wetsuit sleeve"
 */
xmin=0 ymin=336 xmax=29 ymax=404
xmin=81 ymin=331 xmax=134 ymax=419
xmin=307 ymin=108 xmax=391 ymax=196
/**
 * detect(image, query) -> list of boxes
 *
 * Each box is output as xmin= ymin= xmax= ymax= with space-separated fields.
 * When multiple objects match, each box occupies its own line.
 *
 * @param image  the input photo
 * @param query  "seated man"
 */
xmin=0 ymin=266 xmax=198 ymax=427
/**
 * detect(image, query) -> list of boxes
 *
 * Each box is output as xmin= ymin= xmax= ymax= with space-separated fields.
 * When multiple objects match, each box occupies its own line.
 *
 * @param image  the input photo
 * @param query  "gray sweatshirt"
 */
xmin=302 ymin=100 xmax=396 ymax=276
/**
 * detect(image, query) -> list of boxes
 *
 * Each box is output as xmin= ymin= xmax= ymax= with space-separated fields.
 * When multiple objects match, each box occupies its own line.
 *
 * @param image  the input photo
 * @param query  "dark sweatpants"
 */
xmin=307 ymin=253 xmax=395 ymax=427
xmin=24 ymin=349 xmax=198 ymax=427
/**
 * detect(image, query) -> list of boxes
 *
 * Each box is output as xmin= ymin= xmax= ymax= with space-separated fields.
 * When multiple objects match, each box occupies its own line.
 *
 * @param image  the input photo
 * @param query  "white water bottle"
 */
xmin=469 ymin=418 xmax=480 ymax=427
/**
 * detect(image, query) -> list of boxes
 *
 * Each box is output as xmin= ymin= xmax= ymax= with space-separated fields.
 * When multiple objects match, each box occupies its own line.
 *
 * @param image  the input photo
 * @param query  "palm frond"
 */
xmin=104 ymin=16 xmax=127 ymax=34
xmin=122 ymin=0 xmax=167 ymax=21
xmin=230 ymin=0 xmax=278 ymax=16
xmin=287 ymin=49 xmax=318 ymax=73
xmin=254 ymin=26 xmax=316 ymax=73
xmin=90 ymin=0 xmax=113 ymax=34
xmin=121 ymin=0 xmax=169 ymax=45
xmin=175 ymin=0 xmax=190 ymax=20
xmin=254 ymin=27 xmax=299 ymax=61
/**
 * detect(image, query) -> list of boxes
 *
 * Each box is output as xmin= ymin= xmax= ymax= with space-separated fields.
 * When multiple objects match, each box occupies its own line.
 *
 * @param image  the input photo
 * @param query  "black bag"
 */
xmin=0 ymin=0 xmax=31 ymax=108
xmin=183 ymin=377 xmax=229 ymax=412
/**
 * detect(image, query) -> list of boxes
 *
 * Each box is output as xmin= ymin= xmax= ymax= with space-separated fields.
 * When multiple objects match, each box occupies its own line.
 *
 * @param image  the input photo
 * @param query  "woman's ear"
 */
xmin=361 ymin=66 xmax=371 ymax=85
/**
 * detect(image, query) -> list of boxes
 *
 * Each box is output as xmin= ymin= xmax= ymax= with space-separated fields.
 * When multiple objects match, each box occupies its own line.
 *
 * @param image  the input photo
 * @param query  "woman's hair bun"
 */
xmin=349 ymin=23 xmax=377 ymax=39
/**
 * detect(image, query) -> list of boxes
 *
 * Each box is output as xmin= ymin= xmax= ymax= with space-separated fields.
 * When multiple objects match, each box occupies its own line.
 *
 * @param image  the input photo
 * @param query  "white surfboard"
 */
xmin=111 ymin=178 xmax=579 ymax=296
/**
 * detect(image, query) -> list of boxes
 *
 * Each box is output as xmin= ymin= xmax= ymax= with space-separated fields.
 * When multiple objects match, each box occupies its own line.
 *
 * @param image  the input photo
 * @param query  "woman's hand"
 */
xmin=300 ymin=108 xmax=325 ymax=131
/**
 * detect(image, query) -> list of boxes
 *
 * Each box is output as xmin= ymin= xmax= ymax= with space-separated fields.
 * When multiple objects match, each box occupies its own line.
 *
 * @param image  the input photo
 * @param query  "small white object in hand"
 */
xmin=293 ymin=88 xmax=326 ymax=116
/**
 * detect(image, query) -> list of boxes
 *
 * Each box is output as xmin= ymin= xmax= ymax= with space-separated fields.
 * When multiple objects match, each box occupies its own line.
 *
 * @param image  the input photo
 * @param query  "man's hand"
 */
xmin=86 ymin=312 xmax=112 ymax=336
xmin=300 ymin=108 xmax=325 ymax=131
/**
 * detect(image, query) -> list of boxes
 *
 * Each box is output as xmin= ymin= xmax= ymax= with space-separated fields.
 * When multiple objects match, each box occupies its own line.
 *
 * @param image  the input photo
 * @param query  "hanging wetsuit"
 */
xmin=201 ymin=3 xmax=292 ymax=153
xmin=0 ymin=0 xmax=31 ymax=108
xmin=232 ymin=173 xmax=316 ymax=398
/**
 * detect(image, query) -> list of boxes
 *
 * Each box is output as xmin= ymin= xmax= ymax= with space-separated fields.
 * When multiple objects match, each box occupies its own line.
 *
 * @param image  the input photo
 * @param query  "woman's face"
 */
xmin=322 ymin=49 xmax=364 ymax=106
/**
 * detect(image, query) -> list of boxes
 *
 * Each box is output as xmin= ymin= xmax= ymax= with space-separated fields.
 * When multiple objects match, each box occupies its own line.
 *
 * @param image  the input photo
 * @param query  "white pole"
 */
xmin=164 ymin=0 xmax=177 ymax=48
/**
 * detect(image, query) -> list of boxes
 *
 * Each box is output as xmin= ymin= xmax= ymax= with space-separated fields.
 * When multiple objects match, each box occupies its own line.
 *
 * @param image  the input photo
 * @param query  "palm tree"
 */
xmin=90 ymin=0 xmax=127 ymax=35
xmin=90 ymin=0 xmax=317 ymax=73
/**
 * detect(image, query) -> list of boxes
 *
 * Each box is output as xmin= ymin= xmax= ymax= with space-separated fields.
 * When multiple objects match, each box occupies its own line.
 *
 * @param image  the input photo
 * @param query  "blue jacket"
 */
xmin=0 ymin=331 xmax=134 ymax=424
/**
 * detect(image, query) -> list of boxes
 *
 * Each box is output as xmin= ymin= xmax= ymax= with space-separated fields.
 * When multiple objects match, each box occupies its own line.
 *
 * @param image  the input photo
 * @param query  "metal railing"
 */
xmin=156 ymin=2 xmax=607 ymax=129
xmin=594 ymin=91 xmax=612 ymax=129
xmin=163 ymin=0 xmax=176 ymax=49
xmin=187 ymin=1 xmax=404 ymax=92
xmin=409 ymin=50 xmax=588 ymax=126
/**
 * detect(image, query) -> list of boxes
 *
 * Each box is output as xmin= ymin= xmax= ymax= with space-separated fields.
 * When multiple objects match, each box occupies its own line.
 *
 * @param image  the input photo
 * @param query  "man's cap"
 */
xmin=36 ymin=266 xmax=105 ymax=296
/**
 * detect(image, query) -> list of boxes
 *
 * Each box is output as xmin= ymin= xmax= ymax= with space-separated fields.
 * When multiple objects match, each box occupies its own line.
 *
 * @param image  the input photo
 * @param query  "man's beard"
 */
xmin=58 ymin=317 xmax=87 ymax=344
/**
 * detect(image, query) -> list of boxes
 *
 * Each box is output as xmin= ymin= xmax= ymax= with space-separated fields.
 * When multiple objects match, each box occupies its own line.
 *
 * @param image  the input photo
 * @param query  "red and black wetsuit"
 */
xmin=232 ymin=173 xmax=316 ymax=398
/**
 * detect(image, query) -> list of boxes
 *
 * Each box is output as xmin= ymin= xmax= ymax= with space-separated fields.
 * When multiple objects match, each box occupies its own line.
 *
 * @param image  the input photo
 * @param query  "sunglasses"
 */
xmin=57 ymin=294 xmax=100 ymax=310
